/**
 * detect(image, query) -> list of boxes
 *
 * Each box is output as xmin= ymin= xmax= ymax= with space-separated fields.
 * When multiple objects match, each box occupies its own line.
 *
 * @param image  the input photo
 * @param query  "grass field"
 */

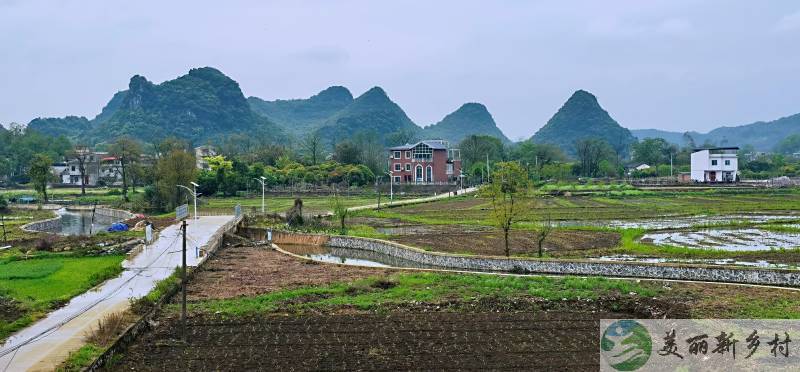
xmin=0 ymin=208 xmax=53 ymax=242
xmin=0 ymin=255 xmax=124 ymax=341
xmin=184 ymin=272 xmax=658 ymax=317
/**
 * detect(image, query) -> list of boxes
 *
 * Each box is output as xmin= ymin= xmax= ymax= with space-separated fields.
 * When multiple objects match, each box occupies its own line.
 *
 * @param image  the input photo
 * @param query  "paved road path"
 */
xmin=0 ymin=216 xmax=234 ymax=372
xmin=347 ymin=186 xmax=479 ymax=212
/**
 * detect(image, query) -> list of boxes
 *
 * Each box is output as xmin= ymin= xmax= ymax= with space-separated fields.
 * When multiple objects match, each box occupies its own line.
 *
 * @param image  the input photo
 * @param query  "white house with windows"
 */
xmin=690 ymin=147 xmax=739 ymax=183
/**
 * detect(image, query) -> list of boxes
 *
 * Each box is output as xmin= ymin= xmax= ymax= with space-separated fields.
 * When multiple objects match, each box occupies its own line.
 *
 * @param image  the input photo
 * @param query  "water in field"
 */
xmin=278 ymin=244 xmax=437 ymax=269
xmin=641 ymin=228 xmax=800 ymax=251
xmin=54 ymin=208 xmax=117 ymax=236
xmin=592 ymin=255 xmax=797 ymax=269
xmin=562 ymin=214 xmax=799 ymax=229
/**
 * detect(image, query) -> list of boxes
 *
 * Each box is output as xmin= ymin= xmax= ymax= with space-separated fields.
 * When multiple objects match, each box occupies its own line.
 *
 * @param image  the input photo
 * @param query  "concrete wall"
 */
xmin=20 ymin=216 xmax=61 ymax=233
xmin=325 ymin=235 xmax=800 ymax=287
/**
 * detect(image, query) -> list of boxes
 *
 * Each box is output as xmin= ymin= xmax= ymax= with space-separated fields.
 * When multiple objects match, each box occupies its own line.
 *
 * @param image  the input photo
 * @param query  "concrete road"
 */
xmin=0 ymin=215 xmax=234 ymax=372
xmin=347 ymin=186 xmax=480 ymax=212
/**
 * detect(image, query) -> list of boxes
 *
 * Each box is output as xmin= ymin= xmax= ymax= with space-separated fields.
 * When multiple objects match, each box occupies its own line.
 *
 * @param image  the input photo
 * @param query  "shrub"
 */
xmin=0 ymin=194 xmax=7 ymax=211
xmin=85 ymin=311 xmax=128 ymax=346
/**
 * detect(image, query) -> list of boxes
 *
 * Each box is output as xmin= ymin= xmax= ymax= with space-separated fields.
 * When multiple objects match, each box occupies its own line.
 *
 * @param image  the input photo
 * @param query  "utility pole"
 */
xmin=486 ymin=154 xmax=491 ymax=183
xmin=670 ymin=153 xmax=674 ymax=177
xmin=253 ymin=176 xmax=266 ymax=213
xmin=181 ymin=219 xmax=187 ymax=342
xmin=387 ymin=171 xmax=393 ymax=203
xmin=1 ymin=214 xmax=6 ymax=243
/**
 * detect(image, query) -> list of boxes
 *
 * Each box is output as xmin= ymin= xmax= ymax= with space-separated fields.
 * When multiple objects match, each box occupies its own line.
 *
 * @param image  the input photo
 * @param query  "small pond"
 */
xmin=279 ymin=244 xmax=438 ymax=269
xmin=54 ymin=208 xmax=118 ymax=236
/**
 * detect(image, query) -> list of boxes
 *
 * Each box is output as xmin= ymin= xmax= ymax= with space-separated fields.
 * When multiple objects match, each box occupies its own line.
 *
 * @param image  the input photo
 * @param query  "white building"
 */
xmin=194 ymin=145 xmax=217 ymax=170
xmin=690 ymin=147 xmax=739 ymax=183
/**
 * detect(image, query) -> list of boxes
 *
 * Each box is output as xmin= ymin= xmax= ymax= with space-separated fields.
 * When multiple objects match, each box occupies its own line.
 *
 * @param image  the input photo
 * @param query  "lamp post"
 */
xmin=177 ymin=183 xmax=200 ymax=220
xmin=459 ymin=171 xmax=465 ymax=192
xmin=254 ymin=176 xmax=267 ymax=213
xmin=386 ymin=170 xmax=393 ymax=203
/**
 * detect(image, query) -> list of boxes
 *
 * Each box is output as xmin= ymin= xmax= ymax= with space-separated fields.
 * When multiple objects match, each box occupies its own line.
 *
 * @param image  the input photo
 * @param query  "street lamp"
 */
xmin=177 ymin=183 xmax=201 ymax=220
xmin=459 ymin=171 xmax=465 ymax=192
xmin=386 ymin=170 xmax=393 ymax=203
xmin=254 ymin=176 xmax=267 ymax=213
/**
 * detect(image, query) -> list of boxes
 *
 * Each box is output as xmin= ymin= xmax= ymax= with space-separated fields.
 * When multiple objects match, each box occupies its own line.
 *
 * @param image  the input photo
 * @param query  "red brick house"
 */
xmin=388 ymin=140 xmax=462 ymax=184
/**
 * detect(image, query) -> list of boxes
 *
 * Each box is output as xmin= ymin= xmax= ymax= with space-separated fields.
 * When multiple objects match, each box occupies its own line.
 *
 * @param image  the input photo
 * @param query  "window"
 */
xmin=405 ymin=151 xmax=411 ymax=159
xmin=724 ymin=160 xmax=730 ymax=166
xmin=394 ymin=163 xmax=402 ymax=171
xmin=393 ymin=151 xmax=401 ymax=159
xmin=426 ymin=166 xmax=433 ymax=182
xmin=393 ymin=176 xmax=401 ymax=183
xmin=711 ymin=160 xmax=718 ymax=166
xmin=405 ymin=163 xmax=411 ymax=171
xmin=446 ymin=163 xmax=454 ymax=174
xmin=412 ymin=144 xmax=433 ymax=160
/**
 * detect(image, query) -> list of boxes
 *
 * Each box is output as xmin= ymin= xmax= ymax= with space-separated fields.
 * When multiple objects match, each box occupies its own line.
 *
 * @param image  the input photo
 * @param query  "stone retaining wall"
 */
xmin=20 ymin=216 xmax=61 ymax=233
xmin=325 ymin=235 xmax=800 ymax=287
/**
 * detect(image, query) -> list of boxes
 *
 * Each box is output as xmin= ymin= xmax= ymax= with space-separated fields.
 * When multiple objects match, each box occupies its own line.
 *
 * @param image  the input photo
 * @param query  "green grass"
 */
xmin=58 ymin=343 xmax=104 ymax=372
xmin=130 ymin=268 xmax=181 ymax=313
xmin=183 ymin=272 xmax=661 ymax=317
xmin=0 ymin=208 xmax=55 ymax=242
xmin=0 ymin=255 xmax=125 ymax=340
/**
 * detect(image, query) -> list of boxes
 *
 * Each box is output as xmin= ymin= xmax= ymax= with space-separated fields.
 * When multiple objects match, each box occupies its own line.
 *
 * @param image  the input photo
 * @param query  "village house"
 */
xmin=52 ymin=152 xmax=124 ymax=186
xmin=690 ymin=147 xmax=739 ymax=182
xmin=387 ymin=140 xmax=462 ymax=184
xmin=194 ymin=145 xmax=217 ymax=170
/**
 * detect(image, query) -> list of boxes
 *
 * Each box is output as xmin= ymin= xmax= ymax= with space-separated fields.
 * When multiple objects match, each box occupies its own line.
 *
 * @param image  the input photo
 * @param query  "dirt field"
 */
xmin=118 ymin=311 xmax=626 ymax=371
xmin=114 ymin=239 xmax=800 ymax=371
xmin=390 ymin=228 xmax=620 ymax=256
xmin=187 ymin=246 xmax=394 ymax=300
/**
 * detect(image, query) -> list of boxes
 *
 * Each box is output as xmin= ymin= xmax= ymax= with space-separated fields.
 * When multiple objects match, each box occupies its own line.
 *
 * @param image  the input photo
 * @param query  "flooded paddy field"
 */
xmin=643 ymin=228 xmax=800 ymax=251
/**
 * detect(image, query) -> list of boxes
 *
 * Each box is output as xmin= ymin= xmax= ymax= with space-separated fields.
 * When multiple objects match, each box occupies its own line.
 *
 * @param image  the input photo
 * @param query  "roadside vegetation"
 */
xmin=0 ymin=254 xmax=124 ymax=340
xmin=181 ymin=272 xmax=661 ymax=317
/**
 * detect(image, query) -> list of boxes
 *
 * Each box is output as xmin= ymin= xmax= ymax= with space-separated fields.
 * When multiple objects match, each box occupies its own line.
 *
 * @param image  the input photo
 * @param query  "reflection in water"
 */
xmin=53 ymin=208 xmax=118 ymax=236
xmin=279 ymin=244 xmax=438 ymax=269
xmin=643 ymin=228 xmax=800 ymax=251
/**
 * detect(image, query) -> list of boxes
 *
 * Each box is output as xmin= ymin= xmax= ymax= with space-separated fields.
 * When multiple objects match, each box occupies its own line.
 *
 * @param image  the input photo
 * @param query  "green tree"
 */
xmin=459 ymin=135 xmax=505 ymax=172
xmin=508 ymin=142 xmax=566 ymax=179
xmin=330 ymin=189 xmax=349 ymax=233
xmin=573 ymin=138 xmax=615 ymax=177
xmin=28 ymin=154 xmax=53 ymax=203
xmin=332 ymin=141 xmax=361 ymax=165
xmin=110 ymin=136 xmax=142 ymax=202
xmin=154 ymin=148 xmax=197 ymax=211
xmin=482 ymin=162 xmax=528 ymax=257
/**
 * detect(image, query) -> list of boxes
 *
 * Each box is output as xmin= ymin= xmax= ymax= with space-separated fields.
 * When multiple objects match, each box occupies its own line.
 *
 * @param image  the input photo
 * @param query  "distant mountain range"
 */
xmin=631 ymin=112 xmax=800 ymax=151
xmin=249 ymin=87 xmax=510 ymax=146
xmin=19 ymin=66 xmax=800 ymax=154
xmin=27 ymin=67 xmax=286 ymax=146
xmin=530 ymin=90 xmax=636 ymax=156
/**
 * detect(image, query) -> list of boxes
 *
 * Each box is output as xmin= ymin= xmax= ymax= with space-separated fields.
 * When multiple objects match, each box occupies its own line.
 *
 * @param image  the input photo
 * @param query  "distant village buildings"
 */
xmin=690 ymin=147 xmax=739 ymax=182
xmin=194 ymin=145 xmax=217 ymax=170
xmin=51 ymin=152 xmax=123 ymax=186
xmin=388 ymin=140 xmax=462 ymax=184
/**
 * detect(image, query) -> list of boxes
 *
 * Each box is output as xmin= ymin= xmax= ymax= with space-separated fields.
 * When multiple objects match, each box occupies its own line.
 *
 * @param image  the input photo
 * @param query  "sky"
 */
xmin=1 ymin=0 xmax=799 ymax=140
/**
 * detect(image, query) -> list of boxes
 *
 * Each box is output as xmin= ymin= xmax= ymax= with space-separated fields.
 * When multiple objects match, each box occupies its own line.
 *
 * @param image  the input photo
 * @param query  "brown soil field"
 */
xmin=117 ymin=311 xmax=624 ymax=371
xmin=390 ymin=228 xmax=620 ymax=256
xmin=187 ymin=246 xmax=394 ymax=301
xmin=115 ymin=241 xmax=800 ymax=371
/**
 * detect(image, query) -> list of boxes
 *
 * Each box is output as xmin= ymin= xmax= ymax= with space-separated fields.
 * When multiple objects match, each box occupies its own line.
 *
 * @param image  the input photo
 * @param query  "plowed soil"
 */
xmin=390 ymin=229 xmax=620 ymax=256
xmin=117 ymin=312 xmax=620 ymax=371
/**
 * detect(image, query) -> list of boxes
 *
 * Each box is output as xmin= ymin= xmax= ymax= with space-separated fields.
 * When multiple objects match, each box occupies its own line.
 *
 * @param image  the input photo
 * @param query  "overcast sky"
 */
xmin=2 ymin=1 xmax=799 ymax=140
